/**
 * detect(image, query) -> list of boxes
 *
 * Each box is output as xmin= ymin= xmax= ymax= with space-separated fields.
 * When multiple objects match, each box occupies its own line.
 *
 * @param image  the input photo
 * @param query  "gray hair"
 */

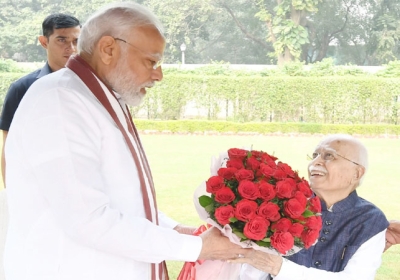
xmin=323 ymin=134 xmax=369 ymax=185
xmin=78 ymin=2 xmax=164 ymax=55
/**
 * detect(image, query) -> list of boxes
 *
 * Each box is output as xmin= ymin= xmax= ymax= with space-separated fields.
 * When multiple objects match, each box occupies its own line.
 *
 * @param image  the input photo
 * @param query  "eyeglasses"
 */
xmin=113 ymin=37 xmax=163 ymax=70
xmin=307 ymin=151 xmax=361 ymax=166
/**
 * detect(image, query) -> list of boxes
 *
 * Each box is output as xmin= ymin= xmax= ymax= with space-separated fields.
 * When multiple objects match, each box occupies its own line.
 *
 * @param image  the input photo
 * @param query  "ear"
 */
xmin=38 ymin=35 xmax=48 ymax=49
xmin=97 ymin=36 xmax=119 ymax=65
xmin=354 ymin=166 xmax=365 ymax=181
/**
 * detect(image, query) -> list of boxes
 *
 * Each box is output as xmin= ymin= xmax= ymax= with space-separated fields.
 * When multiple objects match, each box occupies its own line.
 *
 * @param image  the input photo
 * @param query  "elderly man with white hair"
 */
xmin=232 ymin=134 xmax=388 ymax=280
xmin=3 ymin=3 xmax=249 ymax=280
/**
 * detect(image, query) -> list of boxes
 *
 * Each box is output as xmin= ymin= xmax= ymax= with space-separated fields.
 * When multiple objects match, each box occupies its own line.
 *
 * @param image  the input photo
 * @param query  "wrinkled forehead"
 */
xmin=315 ymin=137 xmax=356 ymax=155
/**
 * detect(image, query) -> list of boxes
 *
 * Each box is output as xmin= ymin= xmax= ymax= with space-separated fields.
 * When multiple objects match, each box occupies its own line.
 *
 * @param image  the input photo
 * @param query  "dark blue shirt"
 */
xmin=0 ymin=62 xmax=52 ymax=131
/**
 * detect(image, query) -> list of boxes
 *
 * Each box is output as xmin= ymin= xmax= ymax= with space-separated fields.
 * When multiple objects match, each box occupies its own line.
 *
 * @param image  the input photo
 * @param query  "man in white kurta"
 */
xmin=3 ymin=3 xmax=249 ymax=280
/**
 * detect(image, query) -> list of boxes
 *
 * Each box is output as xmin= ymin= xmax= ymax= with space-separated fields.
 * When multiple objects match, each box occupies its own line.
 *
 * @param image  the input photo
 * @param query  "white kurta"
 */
xmin=4 ymin=68 xmax=202 ymax=280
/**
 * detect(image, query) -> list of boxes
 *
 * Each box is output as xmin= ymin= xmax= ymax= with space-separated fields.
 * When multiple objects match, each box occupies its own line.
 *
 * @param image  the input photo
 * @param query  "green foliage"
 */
xmin=3 ymin=66 xmax=400 ymax=125
xmin=0 ymin=59 xmax=26 ymax=73
xmin=377 ymin=60 xmax=400 ymax=78
xmin=277 ymin=60 xmax=306 ymax=76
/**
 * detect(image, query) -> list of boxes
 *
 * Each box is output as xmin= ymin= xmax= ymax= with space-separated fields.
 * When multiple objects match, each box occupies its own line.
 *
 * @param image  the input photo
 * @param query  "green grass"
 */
xmin=1 ymin=134 xmax=399 ymax=279
xmin=140 ymin=134 xmax=400 ymax=279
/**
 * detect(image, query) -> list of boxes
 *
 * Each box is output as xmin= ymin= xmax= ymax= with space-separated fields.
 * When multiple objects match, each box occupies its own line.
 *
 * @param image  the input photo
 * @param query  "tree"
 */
xmin=0 ymin=0 xmax=111 ymax=61
xmin=1 ymin=0 xmax=399 ymax=65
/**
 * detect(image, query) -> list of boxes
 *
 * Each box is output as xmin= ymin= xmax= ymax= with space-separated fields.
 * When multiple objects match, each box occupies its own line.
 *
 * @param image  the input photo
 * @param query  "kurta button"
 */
xmin=323 ymin=229 xmax=330 ymax=234
xmin=320 ymin=237 xmax=327 ymax=242
xmin=325 ymin=220 xmax=333 ymax=225
xmin=314 ymin=261 xmax=322 ymax=267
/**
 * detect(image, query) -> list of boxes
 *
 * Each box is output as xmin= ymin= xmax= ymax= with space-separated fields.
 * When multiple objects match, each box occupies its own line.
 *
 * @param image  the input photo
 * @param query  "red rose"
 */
xmin=273 ymin=168 xmax=287 ymax=180
xmin=293 ymin=191 xmax=307 ymax=208
xmin=214 ymin=205 xmax=235 ymax=225
xmin=252 ymin=151 xmax=278 ymax=163
xmin=217 ymin=167 xmax=238 ymax=180
xmin=257 ymin=202 xmax=280 ymax=221
xmin=249 ymin=150 xmax=263 ymax=158
xmin=227 ymin=159 xmax=245 ymax=169
xmin=296 ymin=180 xmax=313 ymax=198
xmin=275 ymin=178 xmax=296 ymax=199
xmin=228 ymin=148 xmax=248 ymax=160
xmin=258 ymin=181 xmax=276 ymax=201
xmin=269 ymin=212 xmax=281 ymax=222
xmin=305 ymin=215 xmax=323 ymax=231
xmin=288 ymin=223 xmax=304 ymax=237
xmin=270 ymin=231 xmax=295 ymax=254
xmin=284 ymin=198 xmax=306 ymax=219
xmin=271 ymin=218 xmax=292 ymax=232
xmin=246 ymin=156 xmax=260 ymax=170
xmin=206 ymin=176 xmax=225 ymax=193
xmin=277 ymin=162 xmax=296 ymax=178
xmin=215 ymin=187 xmax=236 ymax=204
xmin=301 ymin=228 xmax=320 ymax=249
xmin=235 ymin=169 xmax=254 ymax=181
xmin=238 ymin=180 xmax=259 ymax=200
xmin=308 ymin=196 xmax=322 ymax=213
xmin=243 ymin=216 xmax=270 ymax=241
xmin=234 ymin=199 xmax=258 ymax=222
xmin=259 ymin=163 xmax=275 ymax=179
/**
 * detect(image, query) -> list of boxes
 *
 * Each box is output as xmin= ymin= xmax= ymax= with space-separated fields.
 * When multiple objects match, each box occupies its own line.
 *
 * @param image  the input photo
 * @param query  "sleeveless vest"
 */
xmin=287 ymin=191 xmax=388 ymax=272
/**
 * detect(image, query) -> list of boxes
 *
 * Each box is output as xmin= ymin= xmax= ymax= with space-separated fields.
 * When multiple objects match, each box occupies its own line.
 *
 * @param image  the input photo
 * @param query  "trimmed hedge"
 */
xmin=135 ymin=75 xmax=400 ymax=124
xmin=2 ymin=72 xmax=400 ymax=126
xmin=134 ymin=120 xmax=400 ymax=136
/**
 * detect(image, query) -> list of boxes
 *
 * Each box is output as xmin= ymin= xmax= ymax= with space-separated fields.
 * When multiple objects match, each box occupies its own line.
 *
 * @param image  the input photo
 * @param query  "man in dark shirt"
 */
xmin=0 ymin=13 xmax=81 ymax=186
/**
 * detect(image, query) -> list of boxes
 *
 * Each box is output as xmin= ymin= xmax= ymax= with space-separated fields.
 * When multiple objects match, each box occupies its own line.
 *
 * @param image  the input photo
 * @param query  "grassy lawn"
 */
xmin=1 ymin=134 xmax=399 ymax=279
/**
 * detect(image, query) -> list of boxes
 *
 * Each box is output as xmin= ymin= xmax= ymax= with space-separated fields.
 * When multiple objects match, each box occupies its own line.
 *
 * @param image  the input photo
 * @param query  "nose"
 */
xmin=313 ymin=154 xmax=324 ymax=165
xmin=152 ymin=66 xmax=163 ymax=82
xmin=66 ymin=42 xmax=77 ymax=54
xmin=71 ymin=43 xmax=78 ymax=54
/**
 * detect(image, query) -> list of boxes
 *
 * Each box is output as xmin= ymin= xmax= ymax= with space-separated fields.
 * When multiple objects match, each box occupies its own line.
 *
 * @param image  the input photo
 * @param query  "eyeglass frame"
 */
xmin=113 ymin=37 xmax=163 ymax=70
xmin=307 ymin=150 xmax=361 ymax=166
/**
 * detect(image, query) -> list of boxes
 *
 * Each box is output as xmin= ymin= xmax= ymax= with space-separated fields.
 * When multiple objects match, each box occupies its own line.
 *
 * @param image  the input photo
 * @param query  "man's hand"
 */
xmin=173 ymin=224 xmax=197 ymax=235
xmin=197 ymin=227 xmax=251 ymax=261
xmin=228 ymin=249 xmax=283 ymax=276
xmin=385 ymin=220 xmax=400 ymax=252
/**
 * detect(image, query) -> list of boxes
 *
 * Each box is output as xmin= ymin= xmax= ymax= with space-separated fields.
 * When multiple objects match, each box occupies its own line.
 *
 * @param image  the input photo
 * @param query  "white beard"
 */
xmin=105 ymin=57 xmax=149 ymax=107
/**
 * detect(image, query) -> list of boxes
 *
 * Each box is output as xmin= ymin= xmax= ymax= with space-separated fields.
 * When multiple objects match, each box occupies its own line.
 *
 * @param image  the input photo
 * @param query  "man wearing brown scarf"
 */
xmin=3 ymin=3 xmax=249 ymax=280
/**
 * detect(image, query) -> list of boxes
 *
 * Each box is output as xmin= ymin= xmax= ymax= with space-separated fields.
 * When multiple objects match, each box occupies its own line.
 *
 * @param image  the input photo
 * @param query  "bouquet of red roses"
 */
xmin=199 ymin=148 xmax=323 ymax=255
xmin=179 ymin=148 xmax=322 ymax=280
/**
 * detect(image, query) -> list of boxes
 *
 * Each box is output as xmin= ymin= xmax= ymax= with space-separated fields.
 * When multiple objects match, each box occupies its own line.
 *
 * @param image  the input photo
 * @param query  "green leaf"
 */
xmin=233 ymin=229 xmax=247 ymax=239
xmin=256 ymin=240 xmax=271 ymax=247
xmin=199 ymin=195 xmax=213 ymax=207
xmin=302 ymin=209 xmax=315 ymax=218
xmin=229 ymin=217 xmax=238 ymax=223
xmin=205 ymin=204 xmax=214 ymax=213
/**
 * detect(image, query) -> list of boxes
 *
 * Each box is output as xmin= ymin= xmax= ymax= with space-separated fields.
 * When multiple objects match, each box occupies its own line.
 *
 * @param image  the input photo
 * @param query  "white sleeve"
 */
xmin=158 ymin=211 xmax=180 ymax=229
xmin=274 ymin=230 xmax=386 ymax=280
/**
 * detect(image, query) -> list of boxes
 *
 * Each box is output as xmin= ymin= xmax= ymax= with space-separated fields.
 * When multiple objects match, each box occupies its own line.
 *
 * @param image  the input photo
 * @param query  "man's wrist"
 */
xmin=270 ymin=255 xmax=283 ymax=277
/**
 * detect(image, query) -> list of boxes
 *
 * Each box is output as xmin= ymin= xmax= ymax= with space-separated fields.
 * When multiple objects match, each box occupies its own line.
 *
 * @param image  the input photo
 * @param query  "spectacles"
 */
xmin=307 ymin=151 xmax=361 ymax=166
xmin=113 ymin=37 xmax=163 ymax=70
